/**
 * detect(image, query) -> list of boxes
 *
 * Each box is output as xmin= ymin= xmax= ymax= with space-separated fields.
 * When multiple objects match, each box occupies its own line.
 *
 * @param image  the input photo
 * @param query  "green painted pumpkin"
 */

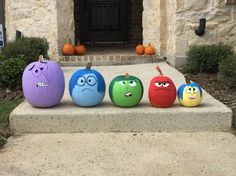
xmin=109 ymin=73 xmax=143 ymax=107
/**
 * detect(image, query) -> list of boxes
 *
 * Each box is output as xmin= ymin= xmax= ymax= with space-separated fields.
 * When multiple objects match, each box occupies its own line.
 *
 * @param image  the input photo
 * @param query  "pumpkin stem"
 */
xmin=69 ymin=38 xmax=72 ymax=44
xmin=76 ymin=41 xmax=80 ymax=46
xmin=156 ymin=65 xmax=163 ymax=75
xmin=86 ymin=61 xmax=92 ymax=70
xmin=125 ymin=73 xmax=130 ymax=78
xmin=39 ymin=55 xmax=44 ymax=61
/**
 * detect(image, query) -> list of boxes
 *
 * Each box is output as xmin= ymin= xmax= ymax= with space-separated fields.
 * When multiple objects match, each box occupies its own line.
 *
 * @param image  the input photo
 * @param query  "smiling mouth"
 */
xmin=82 ymin=88 xmax=93 ymax=92
xmin=125 ymin=92 xmax=132 ymax=97
xmin=188 ymin=96 xmax=196 ymax=99
xmin=36 ymin=82 xmax=48 ymax=87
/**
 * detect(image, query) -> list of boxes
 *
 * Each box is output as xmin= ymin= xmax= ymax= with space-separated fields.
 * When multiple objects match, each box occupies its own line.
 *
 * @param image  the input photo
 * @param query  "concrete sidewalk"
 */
xmin=10 ymin=62 xmax=232 ymax=133
xmin=1 ymin=133 xmax=236 ymax=176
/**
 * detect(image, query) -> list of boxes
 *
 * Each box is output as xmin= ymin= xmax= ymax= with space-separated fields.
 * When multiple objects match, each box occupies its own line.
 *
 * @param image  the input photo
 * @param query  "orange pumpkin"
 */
xmin=145 ymin=43 xmax=155 ymax=55
xmin=135 ymin=43 xmax=145 ymax=55
xmin=62 ymin=39 xmax=75 ymax=55
xmin=75 ymin=42 xmax=86 ymax=55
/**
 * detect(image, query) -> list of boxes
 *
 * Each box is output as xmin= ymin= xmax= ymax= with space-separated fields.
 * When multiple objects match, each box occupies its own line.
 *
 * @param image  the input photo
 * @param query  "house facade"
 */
xmin=4 ymin=0 xmax=236 ymax=67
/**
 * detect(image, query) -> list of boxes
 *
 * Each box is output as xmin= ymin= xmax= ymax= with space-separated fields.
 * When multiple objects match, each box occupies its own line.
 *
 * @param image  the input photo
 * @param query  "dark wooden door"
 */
xmin=77 ymin=0 xmax=130 ymax=43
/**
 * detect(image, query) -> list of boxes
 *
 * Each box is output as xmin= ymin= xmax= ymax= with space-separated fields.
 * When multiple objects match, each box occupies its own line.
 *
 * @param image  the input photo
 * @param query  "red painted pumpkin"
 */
xmin=148 ymin=65 xmax=176 ymax=108
xmin=145 ymin=43 xmax=155 ymax=55
xmin=135 ymin=43 xmax=145 ymax=55
xmin=62 ymin=39 xmax=75 ymax=55
xmin=75 ymin=41 xmax=86 ymax=55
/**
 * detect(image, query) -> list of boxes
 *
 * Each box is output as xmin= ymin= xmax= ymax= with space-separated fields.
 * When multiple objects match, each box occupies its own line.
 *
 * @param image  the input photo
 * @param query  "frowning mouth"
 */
xmin=125 ymin=92 xmax=132 ymax=97
xmin=36 ymin=82 xmax=48 ymax=87
xmin=155 ymin=88 xmax=170 ymax=91
xmin=82 ymin=88 xmax=93 ymax=92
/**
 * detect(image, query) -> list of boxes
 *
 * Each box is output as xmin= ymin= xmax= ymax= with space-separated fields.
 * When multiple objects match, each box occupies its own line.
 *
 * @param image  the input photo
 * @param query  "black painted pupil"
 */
xmin=88 ymin=79 xmax=91 ymax=82
xmin=189 ymin=88 xmax=191 ymax=91
xmin=130 ymin=81 xmax=133 ymax=83
xmin=40 ymin=67 xmax=44 ymax=70
xmin=163 ymin=83 xmax=166 ymax=85
xmin=123 ymin=82 xmax=125 ymax=84
xmin=159 ymin=83 xmax=161 ymax=85
xmin=81 ymin=80 xmax=84 ymax=83
xmin=35 ymin=70 xmax=38 ymax=73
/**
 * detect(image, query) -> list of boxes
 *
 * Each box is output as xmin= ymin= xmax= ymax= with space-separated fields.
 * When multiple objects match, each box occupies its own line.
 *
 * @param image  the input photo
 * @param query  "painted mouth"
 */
xmin=155 ymin=88 xmax=170 ymax=91
xmin=36 ymin=82 xmax=48 ymax=87
xmin=82 ymin=88 xmax=93 ymax=92
xmin=125 ymin=92 xmax=132 ymax=97
xmin=188 ymin=96 xmax=196 ymax=100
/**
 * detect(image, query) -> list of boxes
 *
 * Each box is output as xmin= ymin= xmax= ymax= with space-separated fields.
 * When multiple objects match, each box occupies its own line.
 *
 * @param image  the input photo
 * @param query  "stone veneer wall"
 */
xmin=5 ymin=0 xmax=236 ymax=64
xmin=5 ymin=0 xmax=58 ymax=57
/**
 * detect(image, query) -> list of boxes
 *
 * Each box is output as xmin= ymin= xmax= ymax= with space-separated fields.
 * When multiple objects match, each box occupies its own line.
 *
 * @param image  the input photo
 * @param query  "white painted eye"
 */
xmin=129 ymin=80 xmax=136 ymax=87
xmin=193 ymin=87 xmax=199 ymax=93
xmin=154 ymin=82 xmax=162 ymax=87
xmin=77 ymin=76 xmax=86 ymax=86
xmin=119 ymin=81 xmax=126 ymax=86
xmin=162 ymin=83 xmax=170 ymax=87
xmin=186 ymin=87 xmax=191 ymax=94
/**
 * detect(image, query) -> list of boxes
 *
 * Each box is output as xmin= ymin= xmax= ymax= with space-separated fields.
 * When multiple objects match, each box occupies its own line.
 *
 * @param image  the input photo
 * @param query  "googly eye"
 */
xmin=186 ymin=87 xmax=191 ymax=94
xmin=120 ymin=81 xmax=126 ymax=86
xmin=154 ymin=82 xmax=162 ymax=87
xmin=87 ymin=76 xmax=97 ymax=86
xmin=129 ymin=80 xmax=137 ymax=87
xmin=162 ymin=82 xmax=170 ymax=87
xmin=193 ymin=87 xmax=199 ymax=93
xmin=77 ymin=76 xmax=86 ymax=86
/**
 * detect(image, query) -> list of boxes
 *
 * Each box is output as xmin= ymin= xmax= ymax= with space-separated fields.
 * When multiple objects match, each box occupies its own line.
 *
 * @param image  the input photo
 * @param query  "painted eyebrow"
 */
xmin=40 ymin=61 xmax=47 ymax=64
xmin=29 ymin=64 xmax=35 ymax=71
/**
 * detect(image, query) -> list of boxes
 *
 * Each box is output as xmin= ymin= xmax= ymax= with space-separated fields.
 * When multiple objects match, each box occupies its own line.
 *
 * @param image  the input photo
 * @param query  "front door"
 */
xmin=77 ymin=0 xmax=130 ymax=43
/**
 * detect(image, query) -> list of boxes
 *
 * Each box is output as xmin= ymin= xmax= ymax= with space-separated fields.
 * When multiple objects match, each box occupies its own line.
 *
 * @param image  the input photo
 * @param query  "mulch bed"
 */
xmin=0 ymin=89 xmax=22 ymax=101
xmin=185 ymin=72 xmax=236 ymax=128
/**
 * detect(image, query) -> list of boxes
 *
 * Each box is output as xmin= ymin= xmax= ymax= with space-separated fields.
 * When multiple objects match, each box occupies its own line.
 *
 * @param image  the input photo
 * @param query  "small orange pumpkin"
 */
xmin=75 ymin=41 xmax=86 ymax=55
xmin=62 ymin=39 xmax=75 ymax=55
xmin=145 ymin=43 xmax=155 ymax=55
xmin=135 ymin=43 xmax=145 ymax=55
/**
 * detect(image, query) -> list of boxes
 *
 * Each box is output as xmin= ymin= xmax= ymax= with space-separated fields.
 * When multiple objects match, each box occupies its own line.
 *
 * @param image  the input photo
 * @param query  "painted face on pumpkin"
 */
xmin=178 ymin=82 xmax=202 ymax=107
xmin=148 ymin=66 xmax=176 ymax=108
xmin=22 ymin=60 xmax=65 ymax=108
xmin=69 ymin=64 xmax=106 ymax=107
xmin=29 ymin=61 xmax=50 ymax=88
xmin=109 ymin=75 xmax=143 ymax=107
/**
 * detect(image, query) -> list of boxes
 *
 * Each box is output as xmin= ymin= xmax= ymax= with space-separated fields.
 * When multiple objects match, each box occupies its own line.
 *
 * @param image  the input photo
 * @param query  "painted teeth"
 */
xmin=125 ymin=93 xmax=132 ymax=97
xmin=37 ymin=82 xmax=48 ymax=87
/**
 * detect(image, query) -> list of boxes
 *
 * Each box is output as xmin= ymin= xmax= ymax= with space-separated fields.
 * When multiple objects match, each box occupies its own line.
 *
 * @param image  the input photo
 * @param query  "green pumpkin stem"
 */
xmin=156 ymin=65 xmax=163 ymax=75
xmin=125 ymin=73 xmax=130 ymax=78
xmin=86 ymin=61 xmax=92 ymax=70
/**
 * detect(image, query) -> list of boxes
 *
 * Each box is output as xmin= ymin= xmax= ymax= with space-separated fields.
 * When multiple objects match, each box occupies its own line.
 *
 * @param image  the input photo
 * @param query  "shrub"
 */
xmin=185 ymin=44 xmax=234 ymax=73
xmin=2 ymin=37 xmax=49 ymax=64
xmin=0 ymin=55 xmax=27 ymax=90
xmin=218 ymin=55 xmax=236 ymax=88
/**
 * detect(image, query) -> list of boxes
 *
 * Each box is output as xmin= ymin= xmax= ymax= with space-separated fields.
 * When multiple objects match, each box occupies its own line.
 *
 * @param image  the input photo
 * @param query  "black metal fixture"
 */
xmin=195 ymin=18 xmax=206 ymax=37
xmin=16 ymin=30 xmax=22 ymax=39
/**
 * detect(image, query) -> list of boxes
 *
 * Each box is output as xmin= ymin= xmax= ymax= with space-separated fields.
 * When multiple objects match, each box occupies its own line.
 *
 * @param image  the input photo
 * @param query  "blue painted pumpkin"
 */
xmin=69 ymin=62 xmax=106 ymax=107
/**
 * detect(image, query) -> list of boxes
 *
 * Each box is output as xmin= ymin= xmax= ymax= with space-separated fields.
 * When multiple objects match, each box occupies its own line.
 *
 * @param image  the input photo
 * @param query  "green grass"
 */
xmin=0 ymin=98 xmax=23 ymax=147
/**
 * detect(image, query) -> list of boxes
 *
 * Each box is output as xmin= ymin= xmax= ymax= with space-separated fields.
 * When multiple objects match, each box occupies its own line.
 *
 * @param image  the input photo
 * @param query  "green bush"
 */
xmin=2 ymin=37 xmax=49 ymax=64
xmin=219 ymin=55 xmax=236 ymax=88
xmin=0 ymin=55 xmax=26 ymax=90
xmin=185 ymin=44 xmax=234 ymax=73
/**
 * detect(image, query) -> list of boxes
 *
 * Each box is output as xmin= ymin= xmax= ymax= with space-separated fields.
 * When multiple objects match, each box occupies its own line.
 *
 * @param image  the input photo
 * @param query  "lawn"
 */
xmin=0 ymin=98 xmax=23 ymax=147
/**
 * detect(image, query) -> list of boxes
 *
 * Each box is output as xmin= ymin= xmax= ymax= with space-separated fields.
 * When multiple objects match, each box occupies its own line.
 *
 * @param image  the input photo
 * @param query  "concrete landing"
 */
xmin=1 ymin=133 xmax=236 ymax=176
xmin=10 ymin=62 xmax=232 ymax=133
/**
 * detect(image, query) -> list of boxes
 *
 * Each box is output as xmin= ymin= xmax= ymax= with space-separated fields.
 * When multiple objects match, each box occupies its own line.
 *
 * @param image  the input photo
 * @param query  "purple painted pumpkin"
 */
xmin=22 ymin=59 xmax=65 ymax=108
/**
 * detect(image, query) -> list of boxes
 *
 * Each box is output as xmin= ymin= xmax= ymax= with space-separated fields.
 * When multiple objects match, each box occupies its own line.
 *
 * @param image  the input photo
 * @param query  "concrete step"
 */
xmin=10 ymin=63 xmax=232 ymax=133
xmin=1 ymin=133 xmax=236 ymax=175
